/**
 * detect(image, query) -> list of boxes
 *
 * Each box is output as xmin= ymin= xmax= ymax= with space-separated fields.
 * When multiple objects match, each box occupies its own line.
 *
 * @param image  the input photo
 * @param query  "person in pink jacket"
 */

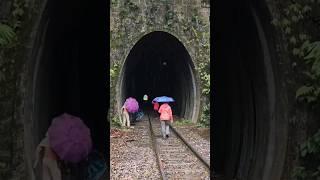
xmin=152 ymin=101 xmax=159 ymax=111
xmin=158 ymin=103 xmax=173 ymax=139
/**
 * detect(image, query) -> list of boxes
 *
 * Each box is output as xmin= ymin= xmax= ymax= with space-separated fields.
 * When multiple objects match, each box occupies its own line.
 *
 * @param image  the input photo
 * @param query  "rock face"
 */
xmin=0 ymin=0 xmax=318 ymax=180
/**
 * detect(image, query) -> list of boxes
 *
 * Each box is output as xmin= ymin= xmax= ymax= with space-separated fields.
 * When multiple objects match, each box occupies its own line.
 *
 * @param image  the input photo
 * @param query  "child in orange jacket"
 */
xmin=158 ymin=103 xmax=173 ymax=139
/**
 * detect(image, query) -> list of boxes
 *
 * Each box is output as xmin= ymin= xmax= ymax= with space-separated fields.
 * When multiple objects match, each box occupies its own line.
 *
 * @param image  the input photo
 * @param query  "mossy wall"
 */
xmin=110 ymin=0 xmax=210 ymax=124
xmin=0 ymin=0 xmax=45 ymax=178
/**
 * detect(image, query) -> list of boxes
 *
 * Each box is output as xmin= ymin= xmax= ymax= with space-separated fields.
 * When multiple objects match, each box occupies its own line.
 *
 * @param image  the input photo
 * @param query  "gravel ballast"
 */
xmin=110 ymin=118 xmax=160 ymax=179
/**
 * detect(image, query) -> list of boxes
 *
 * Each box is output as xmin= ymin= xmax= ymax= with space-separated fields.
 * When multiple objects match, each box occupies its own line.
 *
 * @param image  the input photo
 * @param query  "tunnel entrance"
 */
xmin=117 ymin=31 xmax=200 ymax=122
xmin=24 ymin=0 xmax=108 ymax=179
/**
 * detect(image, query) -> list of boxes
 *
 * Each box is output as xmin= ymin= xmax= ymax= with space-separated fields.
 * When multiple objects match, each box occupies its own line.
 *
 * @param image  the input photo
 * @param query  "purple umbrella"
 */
xmin=124 ymin=97 xmax=139 ymax=113
xmin=48 ymin=113 xmax=92 ymax=163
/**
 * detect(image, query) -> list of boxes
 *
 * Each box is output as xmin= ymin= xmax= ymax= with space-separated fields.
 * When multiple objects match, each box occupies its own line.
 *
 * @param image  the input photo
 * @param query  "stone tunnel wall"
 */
xmin=0 ymin=0 xmax=45 ymax=178
xmin=109 ymin=0 xmax=210 ymax=123
xmin=0 ymin=0 xmax=318 ymax=179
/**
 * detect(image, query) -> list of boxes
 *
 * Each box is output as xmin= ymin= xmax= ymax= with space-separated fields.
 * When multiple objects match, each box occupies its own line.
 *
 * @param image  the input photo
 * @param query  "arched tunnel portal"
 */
xmin=117 ymin=31 xmax=200 ymax=122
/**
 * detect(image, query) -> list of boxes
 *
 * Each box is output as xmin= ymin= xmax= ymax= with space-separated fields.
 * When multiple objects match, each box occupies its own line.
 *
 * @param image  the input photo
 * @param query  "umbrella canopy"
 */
xmin=48 ymin=113 xmax=92 ymax=163
xmin=152 ymin=96 xmax=175 ymax=103
xmin=124 ymin=97 xmax=139 ymax=113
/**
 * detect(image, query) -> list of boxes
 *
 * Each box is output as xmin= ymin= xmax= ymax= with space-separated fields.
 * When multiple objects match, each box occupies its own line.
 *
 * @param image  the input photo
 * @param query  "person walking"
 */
xmin=153 ymin=101 xmax=159 ymax=111
xmin=123 ymin=97 xmax=139 ymax=125
xmin=121 ymin=105 xmax=130 ymax=127
xmin=143 ymin=94 xmax=148 ymax=109
xmin=158 ymin=103 xmax=173 ymax=139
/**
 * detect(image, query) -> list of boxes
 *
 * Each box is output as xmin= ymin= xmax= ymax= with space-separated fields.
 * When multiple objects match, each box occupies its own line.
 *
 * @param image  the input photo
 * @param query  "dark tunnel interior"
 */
xmin=213 ymin=0 xmax=286 ymax=179
xmin=119 ymin=31 xmax=198 ymax=120
xmin=31 ymin=0 xmax=108 ymax=177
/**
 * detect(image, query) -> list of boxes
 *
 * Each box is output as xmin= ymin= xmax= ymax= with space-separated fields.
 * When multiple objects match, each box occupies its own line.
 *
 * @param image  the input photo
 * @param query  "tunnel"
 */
xmin=213 ymin=0 xmax=287 ymax=179
xmin=24 ymin=0 xmax=108 ymax=179
xmin=21 ymin=0 xmax=291 ymax=179
xmin=117 ymin=31 xmax=200 ymax=122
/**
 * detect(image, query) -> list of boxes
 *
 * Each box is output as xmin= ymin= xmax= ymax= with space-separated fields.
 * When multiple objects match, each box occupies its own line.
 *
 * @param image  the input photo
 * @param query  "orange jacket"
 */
xmin=158 ymin=103 xmax=173 ymax=121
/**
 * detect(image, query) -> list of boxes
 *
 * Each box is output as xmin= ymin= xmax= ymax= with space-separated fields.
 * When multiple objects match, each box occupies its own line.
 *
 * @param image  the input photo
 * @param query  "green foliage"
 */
xmin=0 ymin=0 xmax=26 ymax=48
xmin=191 ymin=14 xmax=210 ymax=127
xmin=271 ymin=1 xmax=320 ymax=178
xmin=179 ymin=9 xmax=210 ymax=126
xmin=110 ymin=61 xmax=120 ymax=88
xmin=109 ymin=61 xmax=121 ymax=126
xmin=296 ymin=85 xmax=318 ymax=103
xmin=272 ymin=1 xmax=320 ymax=105
xmin=173 ymin=118 xmax=193 ymax=126
xmin=295 ymin=41 xmax=320 ymax=104
xmin=300 ymin=130 xmax=320 ymax=157
xmin=0 ymin=23 xmax=16 ymax=47
xmin=293 ymin=129 xmax=320 ymax=180
xmin=304 ymin=41 xmax=320 ymax=76
xmin=199 ymin=103 xmax=210 ymax=127
xmin=111 ymin=115 xmax=122 ymax=128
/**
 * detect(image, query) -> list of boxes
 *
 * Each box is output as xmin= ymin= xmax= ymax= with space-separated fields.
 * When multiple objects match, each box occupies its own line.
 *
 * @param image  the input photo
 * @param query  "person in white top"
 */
xmin=121 ymin=105 xmax=130 ymax=127
xmin=34 ymin=132 xmax=61 ymax=180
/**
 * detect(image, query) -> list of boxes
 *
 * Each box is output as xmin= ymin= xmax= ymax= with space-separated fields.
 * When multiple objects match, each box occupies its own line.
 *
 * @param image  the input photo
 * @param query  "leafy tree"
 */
xmin=0 ymin=23 xmax=16 ymax=47
xmin=272 ymin=1 xmax=320 ymax=179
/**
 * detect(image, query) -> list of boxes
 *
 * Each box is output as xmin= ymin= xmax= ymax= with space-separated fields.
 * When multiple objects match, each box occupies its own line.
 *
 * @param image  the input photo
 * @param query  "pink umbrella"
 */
xmin=124 ymin=97 xmax=139 ymax=113
xmin=48 ymin=113 xmax=92 ymax=163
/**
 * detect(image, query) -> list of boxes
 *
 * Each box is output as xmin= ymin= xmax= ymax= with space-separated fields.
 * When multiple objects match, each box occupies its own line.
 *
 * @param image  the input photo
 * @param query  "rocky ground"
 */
xmin=172 ymin=124 xmax=210 ymax=165
xmin=110 ymin=115 xmax=210 ymax=179
xmin=110 ymin=119 xmax=160 ymax=179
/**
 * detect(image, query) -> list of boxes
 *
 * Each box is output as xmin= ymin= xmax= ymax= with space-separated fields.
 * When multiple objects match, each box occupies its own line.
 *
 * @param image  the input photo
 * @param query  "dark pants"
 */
xmin=160 ymin=120 xmax=170 ymax=138
xmin=143 ymin=101 xmax=147 ymax=109
xmin=130 ymin=113 xmax=136 ymax=123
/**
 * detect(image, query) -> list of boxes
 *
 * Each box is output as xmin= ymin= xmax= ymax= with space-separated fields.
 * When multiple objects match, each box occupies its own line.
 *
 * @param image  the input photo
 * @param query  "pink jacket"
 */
xmin=153 ymin=102 xmax=159 ymax=111
xmin=158 ymin=103 xmax=173 ymax=121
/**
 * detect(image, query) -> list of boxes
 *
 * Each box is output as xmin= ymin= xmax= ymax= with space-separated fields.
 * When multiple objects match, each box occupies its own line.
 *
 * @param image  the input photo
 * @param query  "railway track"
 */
xmin=147 ymin=113 xmax=210 ymax=180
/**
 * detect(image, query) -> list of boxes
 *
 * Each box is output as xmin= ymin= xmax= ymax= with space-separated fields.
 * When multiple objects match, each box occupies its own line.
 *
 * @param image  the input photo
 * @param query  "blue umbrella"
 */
xmin=152 ymin=96 xmax=174 ymax=103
